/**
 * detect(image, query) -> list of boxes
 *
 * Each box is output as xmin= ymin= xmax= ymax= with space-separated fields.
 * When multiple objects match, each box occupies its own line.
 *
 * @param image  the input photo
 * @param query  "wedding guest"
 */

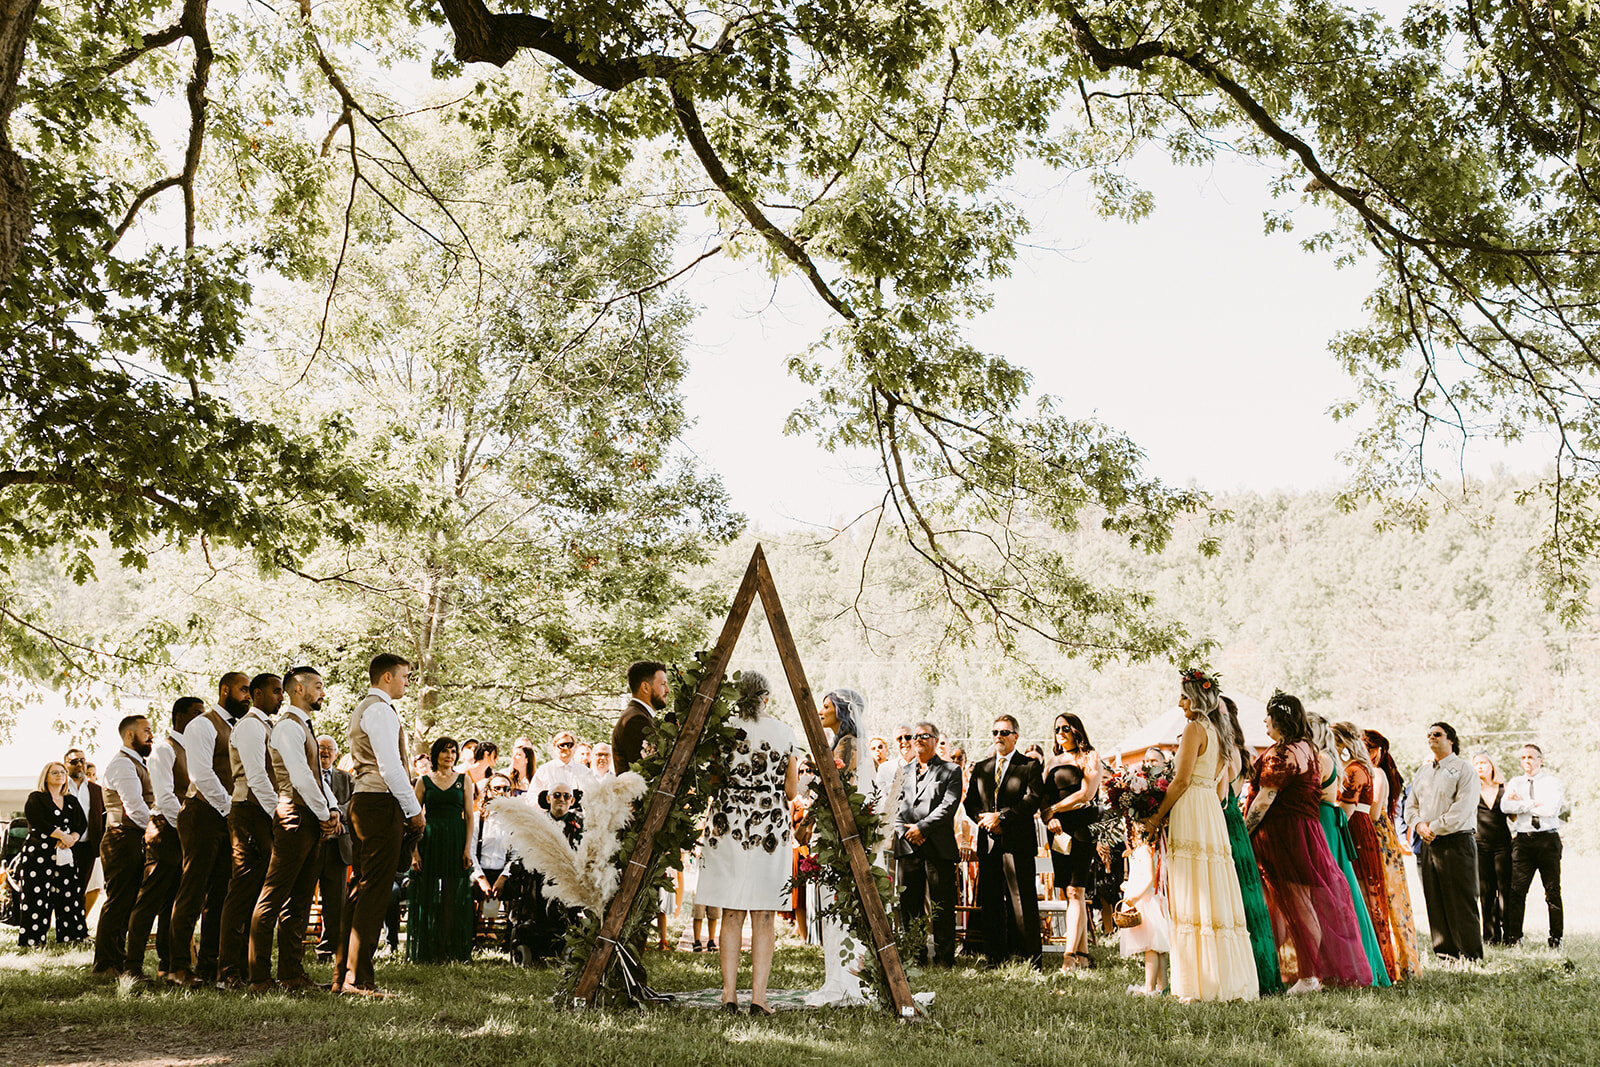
xmin=532 ymin=730 xmax=597 ymax=795
xmin=1501 ymin=744 xmax=1564 ymax=949
xmin=1405 ymin=721 xmax=1482 ymax=961
xmin=216 ymin=674 xmax=283 ymax=988
xmin=92 ymin=715 xmax=156 ymax=976
xmin=696 ymin=671 xmax=799 ymax=1014
xmin=1245 ymin=692 xmax=1371 ymax=991
xmin=1220 ymin=697 xmax=1283 ymax=995
xmin=871 ymin=724 xmax=915 ymax=883
xmin=408 ymin=737 xmax=475 ymax=963
xmin=457 ymin=740 xmax=478 ymax=773
xmin=964 ymin=714 xmax=1043 ymax=967
xmin=591 ymin=743 xmax=615 ymax=779
xmin=15 ymin=762 xmax=89 ymax=947
xmin=123 ymin=697 xmax=202 ymax=981
xmin=1333 ymin=721 xmax=1398 ymax=982
xmin=466 ymin=740 xmax=499 ymax=787
xmin=893 ymin=721 xmax=962 ymax=967
xmin=1472 ymin=751 xmax=1513 ymax=945
xmin=336 ymin=653 xmax=426 ymax=995
xmin=249 ymin=667 xmax=342 ymax=991
xmin=576 ymin=742 xmax=593 ymax=769
xmin=613 ymin=660 xmax=669 ymax=774
xmin=61 ymin=746 xmax=104 ymax=914
xmin=471 ymin=774 xmax=514 ymax=913
xmin=1038 ymin=712 xmax=1098 ymax=972
xmin=1363 ymin=729 xmax=1422 ymax=980
xmin=168 ymin=672 xmax=249 ymax=987
xmin=315 ymin=735 xmax=354 ymax=962
xmin=1119 ymin=823 xmax=1168 ymax=996
xmin=868 ymin=736 xmax=890 ymax=773
xmin=1021 ymin=743 xmax=1046 ymax=764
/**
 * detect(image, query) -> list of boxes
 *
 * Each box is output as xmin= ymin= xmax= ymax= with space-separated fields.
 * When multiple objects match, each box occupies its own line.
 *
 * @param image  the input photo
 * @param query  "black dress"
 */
xmin=1476 ymin=783 xmax=1513 ymax=944
xmin=1038 ymin=759 xmax=1095 ymax=889
xmin=16 ymin=790 xmax=90 ymax=946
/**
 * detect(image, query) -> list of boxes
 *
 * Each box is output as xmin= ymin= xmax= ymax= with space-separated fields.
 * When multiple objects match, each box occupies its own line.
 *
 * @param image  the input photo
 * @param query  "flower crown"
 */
xmin=1180 ymin=667 xmax=1221 ymax=692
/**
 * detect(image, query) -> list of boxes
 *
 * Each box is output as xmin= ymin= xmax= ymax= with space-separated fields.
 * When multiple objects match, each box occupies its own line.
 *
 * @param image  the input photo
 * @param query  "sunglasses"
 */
xmin=1054 ymin=725 xmax=1074 ymax=734
xmin=1427 ymin=732 xmax=1446 ymax=739
xmin=555 ymin=741 xmax=575 ymax=749
xmin=549 ymin=791 xmax=573 ymax=800
xmin=912 ymin=733 xmax=934 ymax=741
xmin=67 ymin=757 xmax=85 ymax=764
xmin=895 ymin=735 xmax=913 ymax=743
xmin=992 ymin=729 xmax=1015 ymax=737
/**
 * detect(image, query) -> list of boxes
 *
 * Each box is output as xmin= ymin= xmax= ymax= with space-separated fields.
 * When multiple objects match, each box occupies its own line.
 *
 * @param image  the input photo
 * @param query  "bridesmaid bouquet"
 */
xmin=1102 ymin=754 xmax=1175 ymax=826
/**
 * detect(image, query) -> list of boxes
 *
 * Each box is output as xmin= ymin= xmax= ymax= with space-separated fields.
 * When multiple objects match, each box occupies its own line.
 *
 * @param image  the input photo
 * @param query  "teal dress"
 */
xmin=407 ymin=774 xmax=474 ymax=962
xmin=1224 ymin=785 xmax=1285 ymax=995
xmin=1317 ymin=768 xmax=1391 ymax=988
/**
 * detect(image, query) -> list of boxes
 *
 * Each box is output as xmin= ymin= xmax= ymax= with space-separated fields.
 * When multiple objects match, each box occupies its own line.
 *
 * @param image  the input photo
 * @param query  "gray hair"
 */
xmin=915 ymin=721 xmax=940 ymax=739
xmin=734 ymin=670 xmax=771 ymax=720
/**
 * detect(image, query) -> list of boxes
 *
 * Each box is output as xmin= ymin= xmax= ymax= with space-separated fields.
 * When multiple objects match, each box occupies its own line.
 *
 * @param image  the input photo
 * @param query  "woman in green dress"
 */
xmin=1218 ymin=697 xmax=1284 ymax=995
xmin=408 ymin=736 xmax=477 ymax=962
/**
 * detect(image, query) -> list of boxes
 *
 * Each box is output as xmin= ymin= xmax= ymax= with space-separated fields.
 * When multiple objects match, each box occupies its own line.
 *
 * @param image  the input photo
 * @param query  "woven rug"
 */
xmin=664 ymin=988 xmax=828 ymax=1011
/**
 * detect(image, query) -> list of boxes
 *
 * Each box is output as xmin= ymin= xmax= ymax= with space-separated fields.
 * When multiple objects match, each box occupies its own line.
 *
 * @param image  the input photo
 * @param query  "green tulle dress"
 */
xmin=1224 ymin=787 xmax=1285 ymax=995
xmin=1317 ymin=799 xmax=1392 ymax=988
xmin=407 ymin=774 xmax=474 ymax=963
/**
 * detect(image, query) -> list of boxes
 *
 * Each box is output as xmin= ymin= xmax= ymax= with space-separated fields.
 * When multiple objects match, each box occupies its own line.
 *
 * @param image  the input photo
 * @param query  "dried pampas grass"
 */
xmin=493 ymin=771 xmax=647 ymax=913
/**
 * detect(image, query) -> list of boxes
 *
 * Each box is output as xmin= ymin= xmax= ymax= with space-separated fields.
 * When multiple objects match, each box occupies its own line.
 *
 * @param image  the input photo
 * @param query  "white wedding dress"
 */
xmin=804 ymin=886 xmax=871 ymax=1006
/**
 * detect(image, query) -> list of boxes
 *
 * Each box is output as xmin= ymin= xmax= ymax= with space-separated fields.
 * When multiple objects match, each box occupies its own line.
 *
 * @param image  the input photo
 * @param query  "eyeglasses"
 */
xmin=992 ymin=729 xmax=1015 ymax=737
xmin=912 ymin=733 xmax=934 ymax=741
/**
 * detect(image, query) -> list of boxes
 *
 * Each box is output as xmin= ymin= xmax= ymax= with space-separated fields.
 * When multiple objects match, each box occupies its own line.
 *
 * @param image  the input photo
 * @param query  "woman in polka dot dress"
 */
xmin=15 ymin=761 xmax=90 ymax=947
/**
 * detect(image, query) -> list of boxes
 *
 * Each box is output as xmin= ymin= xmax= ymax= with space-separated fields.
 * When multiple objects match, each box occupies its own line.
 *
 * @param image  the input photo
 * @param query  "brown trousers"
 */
xmin=124 ymin=819 xmax=183 ymax=974
xmin=171 ymin=797 xmax=231 ymax=978
xmin=249 ymin=803 xmax=323 ymax=983
xmin=337 ymin=793 xmax=404 ymax=990
xmin=217 ymin=803 xmax=273 ymax=982
xmin=92 ymin=825 xmax=146 ymax=971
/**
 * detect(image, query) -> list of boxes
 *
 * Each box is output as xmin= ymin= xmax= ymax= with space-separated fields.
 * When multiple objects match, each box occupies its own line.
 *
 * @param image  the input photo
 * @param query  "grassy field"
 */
xmin=1 ymin=857 xmax=1594 ymax=1067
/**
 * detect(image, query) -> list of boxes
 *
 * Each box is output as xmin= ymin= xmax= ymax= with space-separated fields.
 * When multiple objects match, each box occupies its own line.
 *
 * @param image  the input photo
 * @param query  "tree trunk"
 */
xmin=0 ymin=0 xmax=40 ymax=284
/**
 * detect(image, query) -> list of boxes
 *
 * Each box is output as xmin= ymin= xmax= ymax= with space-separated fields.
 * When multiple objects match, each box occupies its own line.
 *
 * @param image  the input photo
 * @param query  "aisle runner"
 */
xmin=667 ymin=988 xmax=825 ymax=1011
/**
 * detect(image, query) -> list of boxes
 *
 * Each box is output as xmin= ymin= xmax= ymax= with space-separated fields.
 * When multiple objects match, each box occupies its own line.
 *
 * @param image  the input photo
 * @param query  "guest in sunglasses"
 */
xmin=963 ymin=716 xmax=1044 ymax=966
xmin=1039 ymin=713 xmax=1100 ymax=971
xmin=531 ymin=730 xmax=596 ymax=797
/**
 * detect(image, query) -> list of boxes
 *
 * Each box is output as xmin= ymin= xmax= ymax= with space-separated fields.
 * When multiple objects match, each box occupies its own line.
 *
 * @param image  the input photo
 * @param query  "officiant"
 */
xmin=963 ymin=715 xmax=1043 ymax=967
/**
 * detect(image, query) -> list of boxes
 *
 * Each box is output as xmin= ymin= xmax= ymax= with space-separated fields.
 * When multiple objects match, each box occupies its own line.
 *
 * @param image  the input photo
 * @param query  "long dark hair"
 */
xmin=1363 ymin=729 xmax=1405 ymax=820
xmin=1051 ymin=713 xmax=1093 ymax=757
xmin=823 ymin=689 xmax=862 ymax=739
xmin=1265 ymin=692 xmax=1310 ymax=746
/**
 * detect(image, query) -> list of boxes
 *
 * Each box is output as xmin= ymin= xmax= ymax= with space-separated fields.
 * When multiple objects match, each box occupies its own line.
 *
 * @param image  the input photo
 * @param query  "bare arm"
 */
xmin=1145 ymin=723 xmax=1201 ymax=832
xmin=1243 ymin=788 xmax=1276 ymax=834
xmin=785 ymin=755 xmax=799 ymax=803
xmin=1051 ymin=752 xmax=1100 ymax=813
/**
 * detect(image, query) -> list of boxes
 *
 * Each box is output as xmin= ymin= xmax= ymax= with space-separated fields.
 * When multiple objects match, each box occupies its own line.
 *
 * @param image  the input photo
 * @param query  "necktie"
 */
xmin=1530 ymin=777 xmax=1540 ymax=830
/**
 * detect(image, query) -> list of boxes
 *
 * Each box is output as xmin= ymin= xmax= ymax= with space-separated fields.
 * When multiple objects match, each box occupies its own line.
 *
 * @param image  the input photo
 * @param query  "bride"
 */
xmin=804 ymin=687 xmax=872 ymax=1007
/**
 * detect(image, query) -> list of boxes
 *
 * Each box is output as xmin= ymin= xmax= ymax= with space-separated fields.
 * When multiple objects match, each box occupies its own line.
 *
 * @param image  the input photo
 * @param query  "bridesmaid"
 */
xmin=1245 ymin=693 xmax=1371 ymax=992
xmin=1219 ymin=697 xmax=1284 ymax=995
xmin=1142 ymin=669 xmax=1257 ymax=1003
xmin=1306 ymin=712 xmax=1391 ymax=988
xmin=1362 ymin=730 xmax=1421 ymax=979
xmin=1333 ymin=721 xmax=1398 ymax=982
xmin=1472 ymin=752 xmax=1513 ymax=945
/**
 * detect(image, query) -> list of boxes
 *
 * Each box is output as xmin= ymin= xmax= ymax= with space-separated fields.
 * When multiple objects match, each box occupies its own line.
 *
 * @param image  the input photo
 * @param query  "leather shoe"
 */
xmin=167 ymin=970 xmax=201 ymax=987
xmin=247 ymin=981 xmax=276 ymax=995
xmin=215 ymin=977 xmax=246 ymax=992
xmin=278 ymin=976 xmax=322 ymax=992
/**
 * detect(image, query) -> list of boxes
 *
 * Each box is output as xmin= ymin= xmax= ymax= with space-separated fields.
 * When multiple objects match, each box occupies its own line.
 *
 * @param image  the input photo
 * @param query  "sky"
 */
xmin=672 ymin=146 xmax=1551 ymax=531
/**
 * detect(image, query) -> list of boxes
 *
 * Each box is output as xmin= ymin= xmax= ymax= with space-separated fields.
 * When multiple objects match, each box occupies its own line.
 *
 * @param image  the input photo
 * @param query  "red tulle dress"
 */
xmin=1339 ymin=761 xmax=1398 ymax=982
xmin=1246 ymin=741 xmax=1372 ymax=986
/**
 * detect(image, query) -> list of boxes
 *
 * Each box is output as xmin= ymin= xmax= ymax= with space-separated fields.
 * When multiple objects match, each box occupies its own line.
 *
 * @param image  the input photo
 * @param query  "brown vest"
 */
xmin=348 ymin=692 xmax=409 ymax=796
xmin=269 ymin=712 xmax=323 ymax=810
xmin=104 ymin=750 xmax=154 ymax=826
xmin=188 ymin=707 xmax=235 ymax=801
xmin=169 ymin=735 xmax=191 ymax=800
xmin=230 ymin=710 xmax=279 ymax=809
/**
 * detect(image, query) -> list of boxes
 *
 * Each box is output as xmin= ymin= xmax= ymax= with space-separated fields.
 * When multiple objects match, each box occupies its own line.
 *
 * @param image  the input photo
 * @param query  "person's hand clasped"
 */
xmin=905 ymin=825 xmax=925 ymax=846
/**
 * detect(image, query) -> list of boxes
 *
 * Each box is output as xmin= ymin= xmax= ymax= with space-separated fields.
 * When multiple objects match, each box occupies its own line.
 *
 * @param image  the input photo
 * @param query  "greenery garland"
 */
xmin=556 ymin=653 xmax=742 ymax=1006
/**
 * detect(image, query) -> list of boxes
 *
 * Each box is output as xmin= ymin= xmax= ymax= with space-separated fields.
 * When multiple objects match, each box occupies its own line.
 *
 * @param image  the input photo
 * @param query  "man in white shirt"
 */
xmin=216 ymin=673 xmax=284 ymax=988
xmin=1404 ymin=721 xmax=1482 ymax=961
xmin=124 ymin=697 xmax=204 ymax=981
xmin=92 ymin=714 xmax=155 ymax=975
xmin=168 ymin=672 xmax=250 ymax=986
xmin=871 ymin=724 xmax=916 ymax=878
xmin=62 ymin=745 xmax=104 ymax=910
xmin=531 ymin=730 xmax=597 ymax=796
xmin=591 ymin=743 xmax=614 ymax=778
xmin=335 ymin=653 xmax=425 ymax=995
xmin=315 ymin=735 xmax=354 ymax=960
xmin=249 ymin=667 xmax=342 ymax=991
xmin=1500 ymin=743 xmax=1564 ymax=948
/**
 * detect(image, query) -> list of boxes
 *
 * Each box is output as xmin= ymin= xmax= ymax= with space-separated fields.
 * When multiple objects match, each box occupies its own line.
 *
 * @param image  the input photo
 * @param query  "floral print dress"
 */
xmin=696 ymin=712 xmax=797 ymax=911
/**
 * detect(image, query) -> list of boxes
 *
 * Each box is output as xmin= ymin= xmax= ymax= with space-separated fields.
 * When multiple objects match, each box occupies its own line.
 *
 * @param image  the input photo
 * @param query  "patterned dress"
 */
xmin=1371 ymin=807 xmax=1423 ymax=980
xmin=1339 ymin=761 xmax=1398 ymax=981
xmin=14 ymin=790 xmax=90 ymax=947
xmin=1165 ymin=719 xmax=1258 ymax=1002
xmin=407 ymin=774 xmax=474 ymax=962
xmin=697 ymin=712 xmax=796 ymax=911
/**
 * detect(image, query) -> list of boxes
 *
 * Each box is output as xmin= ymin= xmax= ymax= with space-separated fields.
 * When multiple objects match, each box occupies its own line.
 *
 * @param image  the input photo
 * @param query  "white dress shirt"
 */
xmin=148 ymin=737 xmax=184 ymax=826
xmin=102 ymin=746 xmax=152 ymax=830
xmin=1501 ymin=771 xmax=1564 ymax=835
xmin=183 ymin=704 xmax=235 ymax=817
xmin=1404 ymin=752 xmax=1477 ymax=837
xmin=272 ymin=708 xmax=339 ymax=822
xmin=66 ymin=776 xmax=91 ymax=815
xmin=232 ymin=708 xmax=279 ymax=818
xmin=531 ymin=757 xmax=596 ymax=795
xmin=472 ymin=810 xmax=512 ymax=879
xmin=361 ymin=689 xmax=423 ymax=819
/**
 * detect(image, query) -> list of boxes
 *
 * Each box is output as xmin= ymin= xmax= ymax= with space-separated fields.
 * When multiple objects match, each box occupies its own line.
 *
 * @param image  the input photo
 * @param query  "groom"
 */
xmin=964 ymin=715 xmax=1043 ymax=966
xmin=612 ymin=660 xmax=668 ymax=774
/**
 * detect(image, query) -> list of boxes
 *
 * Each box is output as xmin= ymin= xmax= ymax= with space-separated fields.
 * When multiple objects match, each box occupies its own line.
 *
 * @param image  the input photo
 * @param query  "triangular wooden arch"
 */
xmin=572 ymin=543 xmax=917 ymax=1016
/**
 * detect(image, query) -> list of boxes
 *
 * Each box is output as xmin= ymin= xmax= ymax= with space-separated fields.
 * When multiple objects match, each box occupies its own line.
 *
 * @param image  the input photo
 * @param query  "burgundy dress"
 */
xmin=1247 ymin=741 xmax=1372 ymax=986
xmin=1339 ymin=761 xmax=1398 ymax=982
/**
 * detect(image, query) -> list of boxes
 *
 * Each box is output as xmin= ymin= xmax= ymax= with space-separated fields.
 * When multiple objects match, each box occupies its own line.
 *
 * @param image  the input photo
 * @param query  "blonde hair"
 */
xmin=37 ymin=761 xmax=67 ymax=793
xmin=1332 ymin=722 xmax=1373 ymax=771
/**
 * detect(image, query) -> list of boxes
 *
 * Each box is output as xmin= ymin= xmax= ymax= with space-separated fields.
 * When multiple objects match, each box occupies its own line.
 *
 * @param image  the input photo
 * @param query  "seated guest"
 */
xmin=471 ymin=775 xmax=515 ymax=936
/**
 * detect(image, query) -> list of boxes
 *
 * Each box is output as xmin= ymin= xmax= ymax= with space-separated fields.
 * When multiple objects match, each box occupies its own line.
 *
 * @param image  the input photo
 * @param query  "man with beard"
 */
xmin=92 ymin=715 xmax=156 ymax=975
xmin=216 ymin=673 xmax=283 ymax=988
xmin=62 ymin=745 xmax=104 ymax=914
xmin=168 ymin=672 xmax=251 ymax=986
xmin=249 ymin=667 xmax=341 ymax=991
xmin=123 ymin=697 xmax=203 ymax=981
xmin=612 ymin=661 xmax=668 ymax=775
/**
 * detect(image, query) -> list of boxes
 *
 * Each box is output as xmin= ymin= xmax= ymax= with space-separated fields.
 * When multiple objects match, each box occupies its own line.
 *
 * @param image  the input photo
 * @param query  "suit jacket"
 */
xmin=323 ymin=767 xmax=355 ymax=865
xmin=964 ymin=752 xmax=1042 ymax=855
xmin=892 ymin=757 xmax=962 ymax=862
xmin=611 ymin=699 xmax=656 ymax=775
xmin=71 ymin=780 xmax=105 ymax=875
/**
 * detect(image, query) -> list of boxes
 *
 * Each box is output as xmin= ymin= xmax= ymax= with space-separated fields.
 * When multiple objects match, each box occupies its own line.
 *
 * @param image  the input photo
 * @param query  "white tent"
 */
xmin=1115 ymin=691 xmax=1274 ymax=762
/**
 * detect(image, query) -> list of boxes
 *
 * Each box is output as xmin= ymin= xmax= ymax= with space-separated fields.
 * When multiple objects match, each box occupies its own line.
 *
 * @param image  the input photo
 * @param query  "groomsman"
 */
xmin=612 ymin=660 xmax=668 ymax=774
xmin=964 ymin=715 xmax=1043 ymax=966
xmin=250 ymin=667 xmax=341 ymax=991
xmin=314 ymin=735 xmax=354 ymax=961
xmin=893 ymin=722 xmax=962 ymax=965
xmin=336 ymin=653 xmax=424 ymax=995
xmin=123 ymin=697 xmax=202 ymax=980
xmin=1406 ymin=721 xmax=1482 ymax=961
xmin=92 ymin=715 xmax=155 ymax=975
xmin=216 ymin=674 xmax=283 ymax=988
xmin=1501 ymin=744 xmax=1564 ymax=949
xmin=169 ymin=672 xmax=249 ymax=986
